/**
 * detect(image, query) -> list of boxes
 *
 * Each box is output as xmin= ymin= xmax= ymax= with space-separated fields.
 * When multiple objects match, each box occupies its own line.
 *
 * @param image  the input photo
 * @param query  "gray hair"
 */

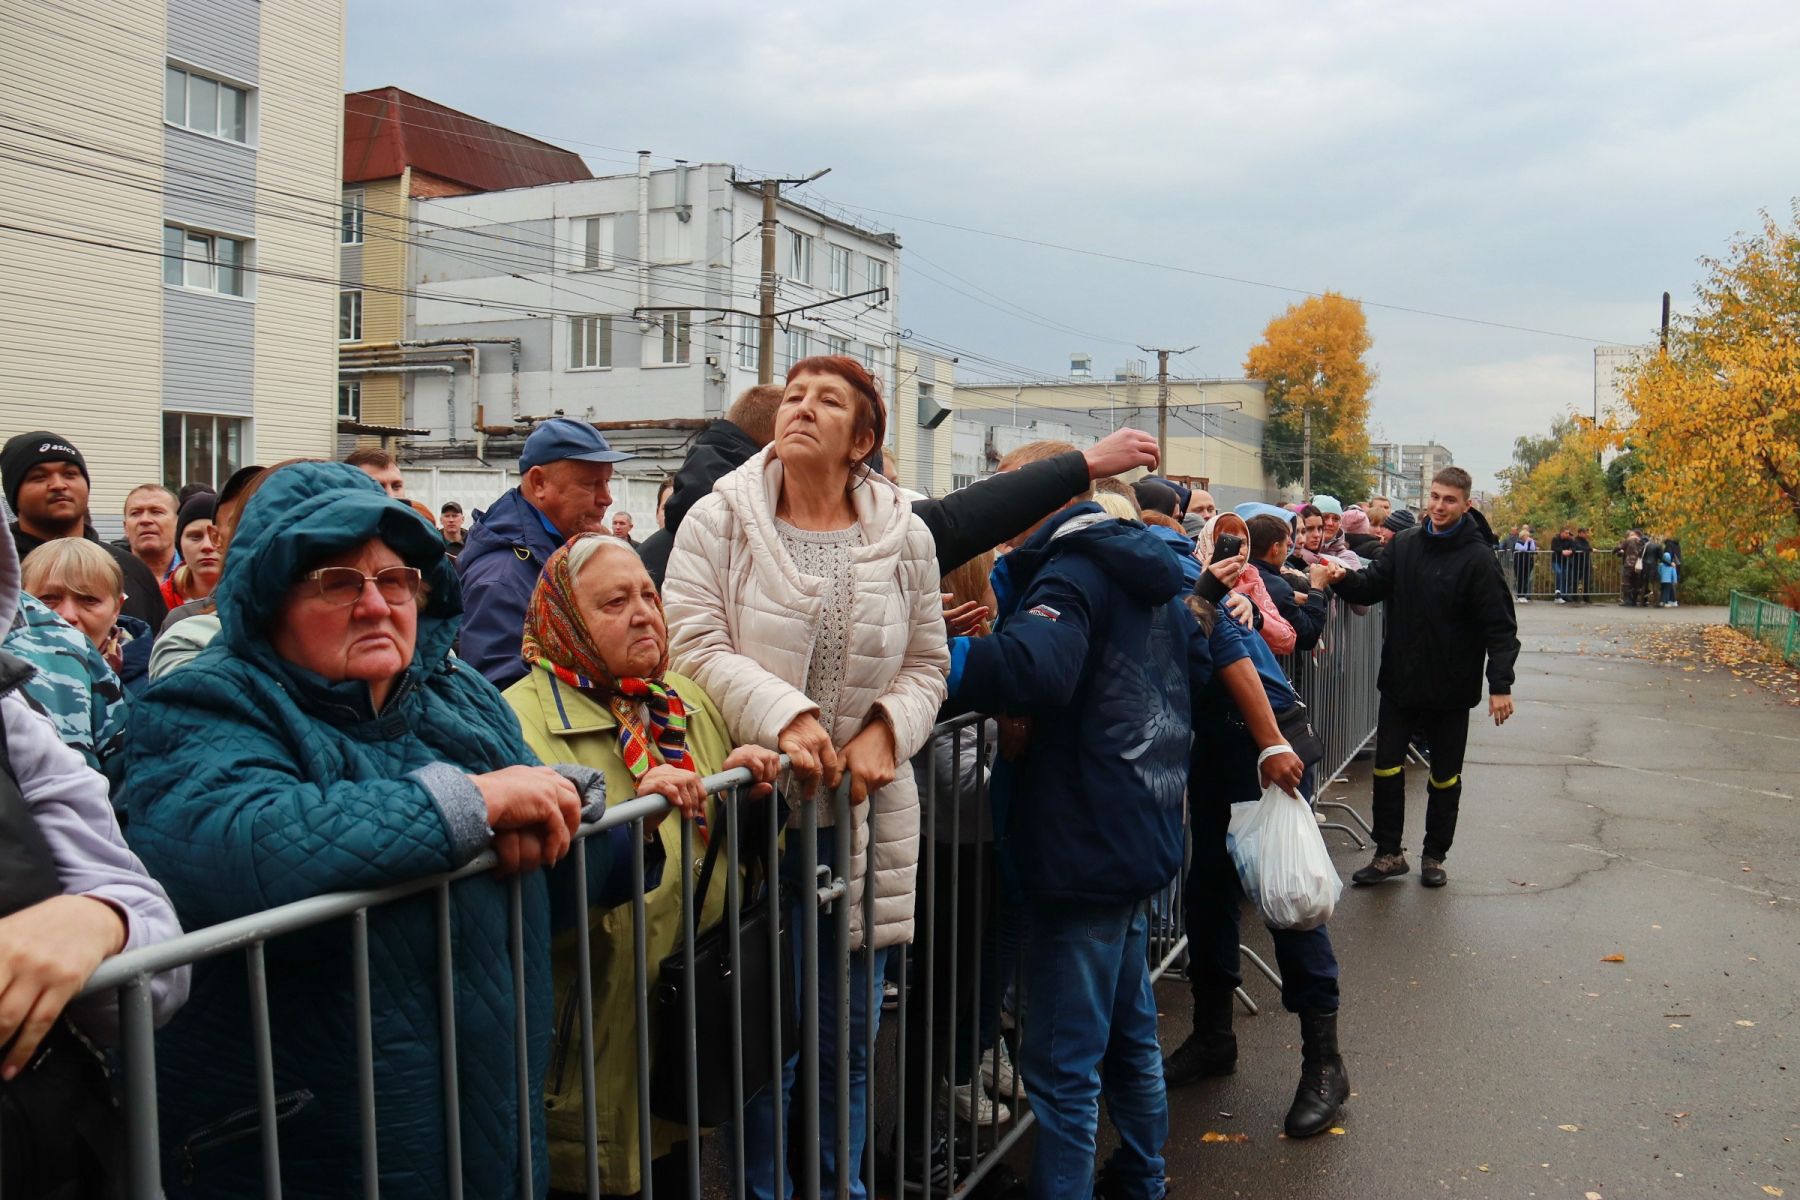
xmin=564 ymin=533 xmax=641 ymax=581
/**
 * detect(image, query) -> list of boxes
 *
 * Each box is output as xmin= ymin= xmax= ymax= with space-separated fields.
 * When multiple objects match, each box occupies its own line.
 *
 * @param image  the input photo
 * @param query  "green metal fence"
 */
xmin=1728 ymin=590 xmax=1800 ymax=666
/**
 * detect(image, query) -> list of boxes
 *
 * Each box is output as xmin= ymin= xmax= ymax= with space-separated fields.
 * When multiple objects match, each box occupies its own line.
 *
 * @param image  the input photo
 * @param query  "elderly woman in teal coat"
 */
xmin=122 ymin=461 xmax=652 ymax=1199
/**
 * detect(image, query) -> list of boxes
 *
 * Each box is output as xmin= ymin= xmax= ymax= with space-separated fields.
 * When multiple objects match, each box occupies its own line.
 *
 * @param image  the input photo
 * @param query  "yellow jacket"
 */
xmin=504 ymin=665 xmax=734 ymax=1195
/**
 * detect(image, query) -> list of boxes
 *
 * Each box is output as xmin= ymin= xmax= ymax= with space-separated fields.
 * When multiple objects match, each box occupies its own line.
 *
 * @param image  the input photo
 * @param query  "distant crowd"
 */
xmin=1496 ymin=523 xmax=1682 ymax=607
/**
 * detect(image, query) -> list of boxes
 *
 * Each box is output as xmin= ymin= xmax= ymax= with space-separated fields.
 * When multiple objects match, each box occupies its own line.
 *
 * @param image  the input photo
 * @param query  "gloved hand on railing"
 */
xmin=474 ymin=765 xmax=582 ymax=877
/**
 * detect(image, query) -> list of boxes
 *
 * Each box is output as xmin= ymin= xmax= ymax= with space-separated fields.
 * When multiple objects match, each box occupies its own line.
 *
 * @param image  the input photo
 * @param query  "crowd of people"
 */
xmin=1496 ymin=523 xmax=1682 ymax=606
xmin=0 ymin=361 xmax=1520 ymax=1200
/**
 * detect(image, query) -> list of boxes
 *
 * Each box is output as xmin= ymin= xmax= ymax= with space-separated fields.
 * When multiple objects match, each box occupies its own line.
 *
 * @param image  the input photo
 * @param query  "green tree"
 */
xmin=1244 ymin=292 xmax=1377 ymax=500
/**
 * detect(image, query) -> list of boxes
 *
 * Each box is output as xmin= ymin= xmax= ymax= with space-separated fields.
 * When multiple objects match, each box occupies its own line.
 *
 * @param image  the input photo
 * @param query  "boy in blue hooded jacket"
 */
xmin=946 ymin=447 xmax=1302 ymax=1200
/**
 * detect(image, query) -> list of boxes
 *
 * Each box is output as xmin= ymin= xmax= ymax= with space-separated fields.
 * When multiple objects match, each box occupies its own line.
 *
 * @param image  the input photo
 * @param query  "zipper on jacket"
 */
xmin=179 ymin=1089 xmax=314 ymax=1183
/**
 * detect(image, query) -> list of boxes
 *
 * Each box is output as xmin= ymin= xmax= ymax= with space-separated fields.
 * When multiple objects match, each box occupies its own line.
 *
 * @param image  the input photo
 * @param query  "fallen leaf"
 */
xmin=1737 ymin=1020 xmax=1756 ymax=1027
xmin=1601 ymin=954 xmax=1626 ymax=963
xmin=1200 ymin=1131 xmax=1250 ymax=1144
xmin=1328 ymin=1127 xmax=1345 ymax=1136
xmin=1672 ymin=1112 xmax=1688 ymax=1119
xmin=1586 ymin=1192 xmax=1604 ymax=1200
xmin=1559 ymin=1124 xmax=1581 ymax=1132
xmin=1478 ymin=1164 xmax=1490 ymax=1172
xmin=1669 ymin=1023 xmax=1684 ymax=1029
xmin=1762 ymin=1188 xmax=1783 ymax=1197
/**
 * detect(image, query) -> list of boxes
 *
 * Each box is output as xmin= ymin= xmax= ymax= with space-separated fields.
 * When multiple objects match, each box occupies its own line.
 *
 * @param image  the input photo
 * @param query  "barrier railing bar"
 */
xmin=245 ymin=941 xmax=283 ymax=1200
xmin=435 ymin=883 xmax=464 ymax=1200
xmin=724 ymin=787 xmax=748 ymax=1194
xmin=677 ymin=815 xmax=701 ymax=1200
xmin=121 ymin=976 xmax=161 ymax=1200
xmin=571 ymin=834 xmax=601 ymax=1200
xmin=351 ymin=909 xmax=379 ymax=1200
xmin=508 ymin=879 xmax=532 ymax=1198
xmin=629 ymin=820 xmax=653 ymax=1200
xmin=832 ymin=785 xmax=853 ymax=1200
xmin=766 ymin=787 xmax=786 ymax=1200
xmin=799 ymin=794 xmax=821 ymax=1200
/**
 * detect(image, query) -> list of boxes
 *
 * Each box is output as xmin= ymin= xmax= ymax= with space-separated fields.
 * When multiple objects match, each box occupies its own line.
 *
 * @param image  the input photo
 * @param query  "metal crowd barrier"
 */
xmin=70 ymin=610 xmax=1389 ymax=1200
xmin=1729 ymin=590 xmax=1800 ymax=666
xmin=1492 ymin=548 xmax=1640 ymax=603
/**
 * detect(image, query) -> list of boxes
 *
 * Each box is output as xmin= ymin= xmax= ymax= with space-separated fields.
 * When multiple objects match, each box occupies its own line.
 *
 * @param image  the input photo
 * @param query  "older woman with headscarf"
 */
xmin=1198 ymin=512 xmax=1297 ymax=654
xmin=663 ymin=354 xmax=949 ymax=1200
xmin=123 ymin=461 xmax=652 ymax=1199
xmin=504 ymin=533 xmax=780 ymax=1199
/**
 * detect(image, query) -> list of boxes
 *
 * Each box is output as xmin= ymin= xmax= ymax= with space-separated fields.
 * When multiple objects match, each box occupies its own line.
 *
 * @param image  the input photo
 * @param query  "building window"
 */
xmin=784 ymin=327 xmax=810 ymax=370
xmin=337 ymin=380 xmax=361 ymax=421
xmin=785 ymin=230 xmax=813 ymax=282
xmin=863 ymin=342 xmax=885 ymax=388
xmin=657 ymin=311 xmax=692 ymax=365
xmin=341 ymin=192 xmax=364 ymax=244
xmin=826 ymin=335 xmax=849 ymax=358
xmin=649 ymin=211 xmax=691 ymax=264
xmin=578 ymin=216 xmax=614 ymax=269
xmin=338 ymin=290 xmax=363 ymax=341
xmin=165 ymin=64 xmax=251 ymax=143
xmin=737 ymin=326 xmax=759 ymax=369
xmin=163 ymin=225 xmax=247 ymax=297
xmin=570 ymin=315 xmax=612 ymax=369
xmin=865 ymin=256 xmax=889 ymax=302
xmin=828 ymin=245 xmax=851 ymax=293
xmin=953 ymin=473 xmax=975 ymax=490
xmin=161 ymin=412 xmax=245 ymax=492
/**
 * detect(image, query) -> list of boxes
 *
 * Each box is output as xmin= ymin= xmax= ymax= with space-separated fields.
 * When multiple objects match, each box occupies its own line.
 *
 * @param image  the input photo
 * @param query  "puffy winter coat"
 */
xmin=459 ymin=487 xmax=568 ymax=690
xmin=123 ymin=462 xmax=640 ymax=1199
xmin=663 ymin=448 xmax=949 ymax=949
xmin=1330 ymin=507 xmax=1520 ymax=711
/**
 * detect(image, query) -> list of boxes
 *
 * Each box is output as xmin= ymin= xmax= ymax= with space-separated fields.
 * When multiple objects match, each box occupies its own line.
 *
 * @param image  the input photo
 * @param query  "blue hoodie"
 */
xmin=458 ymin=487 xmax=568 ymax=689
xmin=1145 ymin=521 xmax=1203 ymax=588
xmin=947 ymin=502 xmax=1231 ymax=906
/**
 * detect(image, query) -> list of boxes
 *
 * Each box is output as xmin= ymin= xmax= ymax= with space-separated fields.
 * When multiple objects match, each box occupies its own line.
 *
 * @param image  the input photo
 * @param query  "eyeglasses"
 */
xmin=302 ymin=565 xmax=424 ymax=607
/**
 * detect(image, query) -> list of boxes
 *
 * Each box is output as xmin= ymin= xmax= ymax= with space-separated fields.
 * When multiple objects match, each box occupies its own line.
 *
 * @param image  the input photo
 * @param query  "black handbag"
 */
xmin=1276 ymin=702 xmax=1327 ymax=771
xmin=649 ymin=796 xmax=797 ymax=1128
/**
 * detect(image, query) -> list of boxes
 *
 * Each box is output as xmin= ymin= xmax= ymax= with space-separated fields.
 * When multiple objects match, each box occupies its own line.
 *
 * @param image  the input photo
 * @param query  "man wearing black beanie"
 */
xmin=3 ymin=431 xmax=168 ymax=628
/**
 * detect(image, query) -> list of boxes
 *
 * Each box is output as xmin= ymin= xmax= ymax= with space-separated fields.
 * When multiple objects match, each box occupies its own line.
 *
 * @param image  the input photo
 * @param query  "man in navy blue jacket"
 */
xmin=947 ymin=446 xmax=1302 ymax=1200
xmin=457 ymin=420 xmax=633 ymax=688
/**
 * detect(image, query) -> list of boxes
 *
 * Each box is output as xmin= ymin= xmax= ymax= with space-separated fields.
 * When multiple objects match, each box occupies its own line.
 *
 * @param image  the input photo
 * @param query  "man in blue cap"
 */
xmin=458 ymin=418 xmax=633 ymax=687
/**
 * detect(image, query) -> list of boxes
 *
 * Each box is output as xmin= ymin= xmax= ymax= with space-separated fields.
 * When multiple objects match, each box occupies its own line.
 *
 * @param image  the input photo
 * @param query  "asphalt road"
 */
xmin=1153 ymin=603 xmax=1800 ymax=1198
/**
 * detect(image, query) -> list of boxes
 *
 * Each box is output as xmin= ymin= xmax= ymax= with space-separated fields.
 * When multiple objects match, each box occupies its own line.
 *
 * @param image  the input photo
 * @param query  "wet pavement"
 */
xmin=1152 ymin=603 xmax=1800 ymax=1197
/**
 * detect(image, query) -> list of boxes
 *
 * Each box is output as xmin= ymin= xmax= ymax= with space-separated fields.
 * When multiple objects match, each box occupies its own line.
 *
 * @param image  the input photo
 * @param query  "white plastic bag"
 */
xmin=1226 ymin=784 xmax=1343 ymax=931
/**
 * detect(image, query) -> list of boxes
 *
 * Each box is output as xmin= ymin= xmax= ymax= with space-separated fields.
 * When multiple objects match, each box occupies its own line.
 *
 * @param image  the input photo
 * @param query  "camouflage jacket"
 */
xmin=2 ymin=592 xmax=128 ymax=776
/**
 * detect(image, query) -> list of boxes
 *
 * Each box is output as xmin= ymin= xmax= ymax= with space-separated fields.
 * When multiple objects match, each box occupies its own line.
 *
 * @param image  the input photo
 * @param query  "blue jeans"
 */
xmin=1020 ymin=903 xmax=1167 ymax=1200
xmin=739 ymin=828 xmax=889 ymax=1200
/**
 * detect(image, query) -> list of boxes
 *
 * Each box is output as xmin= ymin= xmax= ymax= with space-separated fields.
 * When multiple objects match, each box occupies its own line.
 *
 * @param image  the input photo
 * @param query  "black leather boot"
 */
xmin=1284 ymin=1010 xmax=1349 ymax=1137
xmin=1162 ymin=988 xmax=1236 ymax=1086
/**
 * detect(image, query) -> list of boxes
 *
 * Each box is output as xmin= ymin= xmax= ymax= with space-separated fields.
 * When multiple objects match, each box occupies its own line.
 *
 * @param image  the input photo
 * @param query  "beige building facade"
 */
xmin=1 ymin=0 xmax=345 ymax=528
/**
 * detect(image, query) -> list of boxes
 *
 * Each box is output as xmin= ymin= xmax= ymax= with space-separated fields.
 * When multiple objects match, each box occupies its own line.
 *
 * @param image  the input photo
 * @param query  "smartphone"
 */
xmin=1212 ymin=533 xmax=1243 ymax=563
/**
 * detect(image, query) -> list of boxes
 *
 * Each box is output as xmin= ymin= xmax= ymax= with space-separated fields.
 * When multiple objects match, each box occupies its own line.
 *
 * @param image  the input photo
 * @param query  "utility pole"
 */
xmin=1302 ymin=406 xmax=1313 ymax=496
xmin=744 ymin=168 xmax=832 ymax=385
xmin=1139 ymin=344 xmax=1197 ymax=467
xmin=1659 ymin=290 xmax=1671 ymax=354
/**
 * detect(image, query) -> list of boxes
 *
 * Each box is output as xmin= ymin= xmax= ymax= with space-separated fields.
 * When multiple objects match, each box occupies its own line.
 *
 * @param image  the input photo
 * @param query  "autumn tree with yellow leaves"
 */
xmin=1624 ymin=207 xmax=1800 ymax=570
xmin=1244 ymin=291 xmax=1376 ymax=500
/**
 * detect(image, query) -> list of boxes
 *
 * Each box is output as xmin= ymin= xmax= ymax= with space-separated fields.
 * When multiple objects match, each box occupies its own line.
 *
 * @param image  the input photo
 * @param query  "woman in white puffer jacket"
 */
xmin=663 ymin=354 xmax=948 ymax=1200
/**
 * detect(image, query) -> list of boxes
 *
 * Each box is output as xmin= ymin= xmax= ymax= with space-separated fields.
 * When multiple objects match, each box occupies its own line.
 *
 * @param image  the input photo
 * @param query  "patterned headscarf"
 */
xmin=521 ymin=538 xmax=691 ymax=781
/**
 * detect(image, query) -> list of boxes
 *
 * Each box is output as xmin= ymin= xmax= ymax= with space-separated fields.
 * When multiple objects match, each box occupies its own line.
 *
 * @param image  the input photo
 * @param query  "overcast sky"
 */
xmin=346 ymin=0 xmax=1800 ymax=491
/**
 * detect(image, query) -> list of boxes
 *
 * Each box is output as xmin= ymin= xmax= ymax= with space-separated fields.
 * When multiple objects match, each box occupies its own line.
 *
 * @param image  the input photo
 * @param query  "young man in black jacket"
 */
xmin=1322 ymin=467 xmax=1519 ymax=888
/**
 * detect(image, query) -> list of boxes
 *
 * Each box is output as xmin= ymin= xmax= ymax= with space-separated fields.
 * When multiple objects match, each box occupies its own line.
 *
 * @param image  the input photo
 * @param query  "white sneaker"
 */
xmin=1555 ymin=597 xmax=1566 ymax=604
xmin=1519 ymin=596 xmax=1531 ymax=604
xmin=980 ymin=1040 xmax=1024 ymax=1103
xmin=949 ymin=1079 xmax=1011 ymax=1124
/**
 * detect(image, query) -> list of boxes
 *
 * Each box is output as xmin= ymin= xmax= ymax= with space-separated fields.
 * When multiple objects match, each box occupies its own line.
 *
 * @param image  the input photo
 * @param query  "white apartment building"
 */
xmin=1 ymin=0 xmax=345 ymax=527
xmin=1370 ymin=441 xmax=1454 ymax=510
xmin=400 ymin=160 xmax=901 ymax=511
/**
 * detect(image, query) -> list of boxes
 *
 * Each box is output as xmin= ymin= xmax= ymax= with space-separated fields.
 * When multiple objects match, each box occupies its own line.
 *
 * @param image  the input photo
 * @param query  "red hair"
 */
xmin=786 ymin=355 xmax=886 ymax=471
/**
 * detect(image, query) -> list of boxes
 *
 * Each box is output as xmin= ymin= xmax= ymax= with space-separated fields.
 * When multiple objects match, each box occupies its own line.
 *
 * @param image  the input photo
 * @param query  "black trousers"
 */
xmin=1370 ymin=696 xmax=1471 ymax=861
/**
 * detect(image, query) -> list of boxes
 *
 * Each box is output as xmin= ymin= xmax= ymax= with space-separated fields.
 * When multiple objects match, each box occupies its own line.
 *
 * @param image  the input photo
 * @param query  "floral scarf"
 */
xmin=520 ymin=539 xmax=691 ymax=782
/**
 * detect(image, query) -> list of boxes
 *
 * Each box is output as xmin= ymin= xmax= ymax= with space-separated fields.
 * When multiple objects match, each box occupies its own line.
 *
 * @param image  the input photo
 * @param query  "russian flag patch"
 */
xmin=1027 ymin=604 xmax=1061 ymax=621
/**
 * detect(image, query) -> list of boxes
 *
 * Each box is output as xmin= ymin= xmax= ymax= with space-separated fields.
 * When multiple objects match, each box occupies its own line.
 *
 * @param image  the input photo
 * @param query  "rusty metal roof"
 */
xmin=344 ymin=87 xmax=592 ymax=190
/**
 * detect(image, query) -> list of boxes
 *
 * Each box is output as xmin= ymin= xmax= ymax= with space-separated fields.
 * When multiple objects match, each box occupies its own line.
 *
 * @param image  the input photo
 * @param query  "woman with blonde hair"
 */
xmin=21 ymin=535 xmax=152 ymax=690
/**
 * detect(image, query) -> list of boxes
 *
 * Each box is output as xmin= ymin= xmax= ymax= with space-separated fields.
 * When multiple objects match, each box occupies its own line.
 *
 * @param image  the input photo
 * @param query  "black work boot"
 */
xmin=1284 ymin=1010 xmax=1350 ymax=1138
xmin=1162 ymin=988 xmax=1236 ymax=1086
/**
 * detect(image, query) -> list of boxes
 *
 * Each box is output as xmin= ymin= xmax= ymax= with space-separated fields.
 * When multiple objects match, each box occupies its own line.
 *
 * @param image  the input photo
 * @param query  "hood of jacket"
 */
xmin=0 ymin=518 xmax=18 ymax=635
xmin=1419 ymin=505 xmax=1496 ymax=553
xmin=711 ymin=445 xmax=919 ymax=594
xmin=663 ymin=419 xmax=761 ymax=535
xmin=994 ymin=502 xmax=1183 ymax=619
xmin=215 ymin=461 xmax=461 ymax=718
